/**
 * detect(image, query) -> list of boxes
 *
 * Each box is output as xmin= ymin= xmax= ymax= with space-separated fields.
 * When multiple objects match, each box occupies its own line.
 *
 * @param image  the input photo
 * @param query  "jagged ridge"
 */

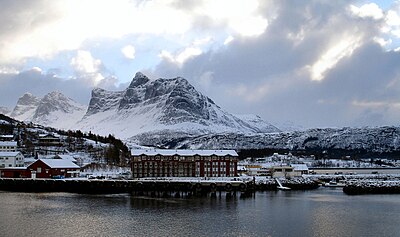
xmin=79 ymin=72 xmax=279 ymax=139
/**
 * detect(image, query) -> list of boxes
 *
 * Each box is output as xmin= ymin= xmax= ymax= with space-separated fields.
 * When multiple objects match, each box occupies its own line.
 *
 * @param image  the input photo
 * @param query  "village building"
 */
xmin=0 ymin=141 xmax=17 ymax=152
xmin=0 ymin=135 xmax=14 ymax=141
xmin=37 ymin=133 xmax=62 ymax=146
xmin=28 ymin=159 xmax=80 ymax=178
xmin=291 ymin=164 xmax=309 ymax=175
xmin=0 ymin=159 xmax=80 ymax=179
xmin=131 ymin=149 xmax=238 ymax=178
xmin=54 ymin=154 xmax=78 ymax=163
xmin=0 ymin=151 xmax=24 ymax=168
xmin=270 ymin=165 xmax=294 ymax=178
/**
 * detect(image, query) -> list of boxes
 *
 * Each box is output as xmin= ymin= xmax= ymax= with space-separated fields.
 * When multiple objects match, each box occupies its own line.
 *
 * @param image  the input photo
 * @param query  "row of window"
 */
xmin=136 ymin=156 xmax=236 ymax=161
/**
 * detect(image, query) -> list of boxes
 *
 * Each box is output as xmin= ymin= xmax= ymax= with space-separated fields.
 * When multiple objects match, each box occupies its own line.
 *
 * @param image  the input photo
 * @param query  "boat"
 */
xmin=324 ymin=180 xmax=346 ymax=187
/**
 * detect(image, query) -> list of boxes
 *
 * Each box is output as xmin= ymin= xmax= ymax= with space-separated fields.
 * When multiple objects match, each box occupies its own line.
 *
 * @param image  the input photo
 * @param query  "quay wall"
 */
xmin=0 ymin=178 xmax=319 ymax=194
xmin=343 ymin=181 xmax=400 ymax=195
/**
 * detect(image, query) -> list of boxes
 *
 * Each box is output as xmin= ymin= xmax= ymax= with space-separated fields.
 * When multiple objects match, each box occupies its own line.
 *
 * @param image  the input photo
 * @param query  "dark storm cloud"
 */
xmin=153 ymin=0 xmax=400 ymax=127
xmin=0 ymin=68 xmax=124 ymax=109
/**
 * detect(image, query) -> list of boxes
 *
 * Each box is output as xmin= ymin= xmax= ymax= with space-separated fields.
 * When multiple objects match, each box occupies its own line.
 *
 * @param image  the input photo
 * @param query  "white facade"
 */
xmin=0 ymin=141 xmax=17 ymax=152
xmin=0 ymin=152 xmax=24 ymax=168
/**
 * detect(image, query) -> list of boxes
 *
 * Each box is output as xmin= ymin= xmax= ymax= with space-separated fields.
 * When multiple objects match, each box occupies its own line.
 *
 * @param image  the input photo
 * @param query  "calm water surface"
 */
xmin=0 ymin=188 xmax=399 ymax=237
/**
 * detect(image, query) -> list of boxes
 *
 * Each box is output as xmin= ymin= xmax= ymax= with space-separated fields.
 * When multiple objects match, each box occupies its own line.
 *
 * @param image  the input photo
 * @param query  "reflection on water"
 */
xmin=0 ymin=189 xmax=399 ymax=237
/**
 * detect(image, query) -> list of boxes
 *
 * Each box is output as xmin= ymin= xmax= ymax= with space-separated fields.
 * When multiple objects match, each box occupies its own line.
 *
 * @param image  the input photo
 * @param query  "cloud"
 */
xmin=70 ymin=50 xmax=105 ymax=85
xmin=0 ymin=65 xmax=127 ymax=109
xmin=350 ymin=3 xmax=384 ymax=20
xmin=152 ymin=1 xmax=400 ymax=128
xmin=121 ymin=45 xmax=136 ymax=59
xmin=2 ymin=0 xmax=400 ymax=129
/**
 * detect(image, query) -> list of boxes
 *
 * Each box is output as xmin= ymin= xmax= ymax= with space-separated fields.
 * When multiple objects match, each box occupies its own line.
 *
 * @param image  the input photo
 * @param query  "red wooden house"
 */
xmin=28 ymin=159 xmax=80 ymax=178
xmin=0 ymin=159 xmax=80 ymax=178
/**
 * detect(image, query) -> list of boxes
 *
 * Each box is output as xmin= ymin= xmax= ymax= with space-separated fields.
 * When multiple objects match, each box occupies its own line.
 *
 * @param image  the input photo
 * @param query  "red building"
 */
xmin=131 ymin=149 xmax=238 ymax=178
xmin=0 ymin=159 xmax=80 ymax=178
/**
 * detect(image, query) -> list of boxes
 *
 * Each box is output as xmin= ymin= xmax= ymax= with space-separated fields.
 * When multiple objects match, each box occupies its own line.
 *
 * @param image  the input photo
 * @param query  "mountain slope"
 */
xmin=157 ymin=126 xmax=400 ymax=156
xmin=10 ymin=91 xmax=86 ymax=129
xmin=0 ymin=106 xmax=10 ymax=116
xmin=31 ymin=91 xmax=86 ymax=129
xmin=78 ymin=72 xmax=279 ymax=139
xmin=10 ymin=93 xmax=41 ymax=121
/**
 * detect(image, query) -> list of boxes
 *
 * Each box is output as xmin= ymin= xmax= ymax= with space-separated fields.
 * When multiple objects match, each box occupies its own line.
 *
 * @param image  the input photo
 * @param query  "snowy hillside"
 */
xmin=136 ymin=126 xmax=400 ymax=155
xmin=236 ymin=114 xmax=280 ymax=133
xmin=10 ymin=93 xmax=41 ymax=121
xmin=78 ymin=72 xmax=279 ymax=139
xmin=0 ymin=106 xmax=10 ymax=116
xmin=10 ymin=91 xmax=86 ymax=129
xmin=31 ymin=91 xmax=86 ymax=129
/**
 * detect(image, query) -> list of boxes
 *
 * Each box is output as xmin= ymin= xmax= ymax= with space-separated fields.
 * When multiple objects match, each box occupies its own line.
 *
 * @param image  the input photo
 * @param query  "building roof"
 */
xmin=0 ymin=152 xmax=22 ymax=157
xmin=33 ymin=159 xmax=80 ymax=169
xmin=291 ymin=164 xmax=309 ymax=171
xmin=39 ymin=133 xmax=60 ymax=138
xmin=0 ymin=141 xmax=17 ymax=146
xmin=0 ymin=167 xmax=27 ymax=170
xmin=131 ymin=149 xmax=238 ymax=157
xmin=55 ymin=154 xmax=77 ymax=162
xmin=0 ymin=135 xmax=13 ymax=138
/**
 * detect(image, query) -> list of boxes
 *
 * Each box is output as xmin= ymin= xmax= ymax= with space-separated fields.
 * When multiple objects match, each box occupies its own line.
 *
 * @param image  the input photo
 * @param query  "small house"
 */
xmin=28 ymin=159 xmax=80 ymax=178
xmin=0 ymin=141 xmax=17 ymax=152
xmin=0 ymin=151 xmax=24 ymax=168
xmin=37 ymin=134 xmax=62 ymax=146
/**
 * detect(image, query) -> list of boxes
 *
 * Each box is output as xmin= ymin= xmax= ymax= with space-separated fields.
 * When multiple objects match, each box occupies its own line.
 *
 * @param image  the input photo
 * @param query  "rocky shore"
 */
xmin=343 ymin=180 xmax=400 ymax=195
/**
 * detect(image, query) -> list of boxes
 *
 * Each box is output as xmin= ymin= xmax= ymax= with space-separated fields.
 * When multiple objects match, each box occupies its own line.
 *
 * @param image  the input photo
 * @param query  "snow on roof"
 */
xmin=56 ymin=154 xmax=77 ymax=162
xmin=1 ymin=167 xmax=27 ymax=170
xmin=39 ymin=133 xmax=60 ymax=138
xmin=291 ymin=164 xmax=309 ymax=171
xmin=0 ymin=151 xmax=22 ymax=157
xmin=131 ymin=149 xmax=238 ymax=157
xmin=36 ymin=159 xmax=80 ymax=169
xmin=0 ymin=135 xmax=13 ymax=138
xmin=0 ymin=141 xmax=17 ymax=146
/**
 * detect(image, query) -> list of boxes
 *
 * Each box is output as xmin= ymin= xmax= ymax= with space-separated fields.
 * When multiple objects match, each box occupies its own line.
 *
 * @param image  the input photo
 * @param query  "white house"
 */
xmin=0 ymin=141 xmax=17 ymax=152
xmin=0 ymin=135 xmax=14 ymax=141
xmin=0 ymin=151 xmax=24 ymax=168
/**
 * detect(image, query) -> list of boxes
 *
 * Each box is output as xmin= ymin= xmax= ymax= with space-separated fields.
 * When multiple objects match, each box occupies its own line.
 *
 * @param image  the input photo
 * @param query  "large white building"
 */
xmin=0 ymin=141 xmax=17 ymax=152
xmin=0 ymin=151 xmax=24 ymax=168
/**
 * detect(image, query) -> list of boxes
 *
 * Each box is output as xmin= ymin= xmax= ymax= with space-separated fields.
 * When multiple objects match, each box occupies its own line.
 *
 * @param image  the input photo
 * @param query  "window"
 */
xmin=37 ymin=167 xmax=42 ymax=173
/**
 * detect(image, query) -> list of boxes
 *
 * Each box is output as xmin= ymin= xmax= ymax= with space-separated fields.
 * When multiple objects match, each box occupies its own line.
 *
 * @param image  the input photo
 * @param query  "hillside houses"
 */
xmin=0 ymin=152 xmax=24 ymax=168
xmin=0 ymin=141 xmax=17 ymax=152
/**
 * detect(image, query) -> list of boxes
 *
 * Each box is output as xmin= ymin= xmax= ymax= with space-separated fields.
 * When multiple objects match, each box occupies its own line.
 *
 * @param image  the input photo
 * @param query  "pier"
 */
xmin=0 ymin=177 xmax=319 ymax=196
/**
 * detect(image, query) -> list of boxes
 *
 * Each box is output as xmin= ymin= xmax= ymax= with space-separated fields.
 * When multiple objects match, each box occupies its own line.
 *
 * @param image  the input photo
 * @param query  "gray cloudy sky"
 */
xmin=0 ymin=0 xmax=400 ymax=128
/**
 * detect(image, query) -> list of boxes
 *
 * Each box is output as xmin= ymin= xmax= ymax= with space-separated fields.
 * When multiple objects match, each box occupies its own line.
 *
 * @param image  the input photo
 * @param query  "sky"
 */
xmin=1 ymin=0 xmax=400 ymax=128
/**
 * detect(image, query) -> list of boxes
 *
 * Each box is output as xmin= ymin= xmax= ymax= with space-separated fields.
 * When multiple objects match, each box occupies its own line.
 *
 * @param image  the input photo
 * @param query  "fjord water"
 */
xmin=1 ymin=189 xmax=399 ymax=237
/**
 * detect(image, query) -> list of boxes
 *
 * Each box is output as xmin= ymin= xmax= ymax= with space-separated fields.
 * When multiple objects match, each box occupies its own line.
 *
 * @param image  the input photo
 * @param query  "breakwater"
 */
xmin=0 ymin=178 xmax=319 ymax=195
xmin=343 ymin=181 xmax=400 ymax=195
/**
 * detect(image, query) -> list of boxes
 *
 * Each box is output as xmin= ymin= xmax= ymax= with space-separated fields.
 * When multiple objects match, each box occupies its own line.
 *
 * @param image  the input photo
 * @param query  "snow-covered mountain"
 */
xmin=0 ymin=106 xmax=10 ymax=116
xmin=236 ymin=114 xmax=280 ymax=133
xmin=10 ymin=91 xmax=86 ymax=129
xmin=142 ymin=126 xmax=400 ymax=155
xmin=273 ymin=120 xmax=306 ymax=132
xmin=78 ymin=72 xmax=279 ymax=139
xmin=10 ymin=93 xmax=41 ymax=121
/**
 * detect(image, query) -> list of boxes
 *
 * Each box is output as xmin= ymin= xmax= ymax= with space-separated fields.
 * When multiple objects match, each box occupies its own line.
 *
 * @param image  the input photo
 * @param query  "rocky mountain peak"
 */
xmin=80 ymin=72 xmax=279 ymax=139
xmin=15 ymin=93 xmax=40 ymax=106
xmin=128 ymin=72 xmax=150 ymax=88
xmin=0 ymin=106 xmax=10 ymax=115
xmin=10 ymin=93 xmax=41 ymax=119
xmin=34 ymin=91 xmax=81 ymax=118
